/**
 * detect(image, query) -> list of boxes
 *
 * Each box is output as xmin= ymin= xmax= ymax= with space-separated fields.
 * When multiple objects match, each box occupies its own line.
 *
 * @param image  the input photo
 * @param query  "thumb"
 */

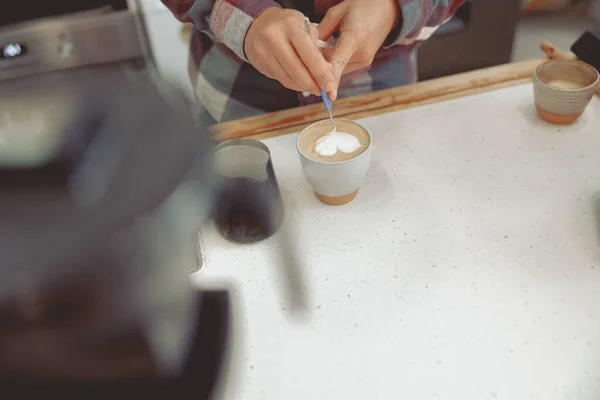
xmin=318 ymin=6 xmax=344 ymax=41
xmin=330 ymin=33 xmax=359 ymax=87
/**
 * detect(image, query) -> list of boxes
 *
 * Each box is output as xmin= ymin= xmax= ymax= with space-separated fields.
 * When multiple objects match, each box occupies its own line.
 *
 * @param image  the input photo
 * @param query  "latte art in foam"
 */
xmin=314 ymin=130 xmax=363 ymax=157
xmin=298 ymin=119 xmax=370 ymax=163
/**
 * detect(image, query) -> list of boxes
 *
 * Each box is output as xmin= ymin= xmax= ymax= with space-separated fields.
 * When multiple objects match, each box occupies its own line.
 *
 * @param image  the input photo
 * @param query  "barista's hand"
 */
xmin=245 ymin=8 xmax=336 ymax=97
xmin=318 ymin=0 xmax=400 ymax=98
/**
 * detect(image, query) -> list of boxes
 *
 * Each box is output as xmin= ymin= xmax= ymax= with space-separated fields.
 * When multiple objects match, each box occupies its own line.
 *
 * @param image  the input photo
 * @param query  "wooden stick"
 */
xmin=540 ymin=40 xmax=577 ymax=60
xmin=211 ymin=58 xmax=545 ymax=141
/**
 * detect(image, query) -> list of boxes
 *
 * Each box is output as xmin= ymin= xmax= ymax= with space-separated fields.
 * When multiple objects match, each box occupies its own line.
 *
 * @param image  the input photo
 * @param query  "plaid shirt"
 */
xmin=161 ymin=0 xmax=465 ymax=123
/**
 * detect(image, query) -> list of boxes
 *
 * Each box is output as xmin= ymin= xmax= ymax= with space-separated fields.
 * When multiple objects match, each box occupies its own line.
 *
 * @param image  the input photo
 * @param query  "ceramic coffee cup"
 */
xmin=533 ymin=59 xmax=599 ymax=124
xmin=296 ymin=118 xmax=372 ymax=205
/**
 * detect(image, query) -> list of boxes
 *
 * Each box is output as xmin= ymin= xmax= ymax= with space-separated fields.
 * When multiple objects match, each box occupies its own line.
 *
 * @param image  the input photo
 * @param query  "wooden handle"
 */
xmin=211 ymin=58 xmax=545 ymax=141
xmin=540 ymin=41 xmax=577 ymax=60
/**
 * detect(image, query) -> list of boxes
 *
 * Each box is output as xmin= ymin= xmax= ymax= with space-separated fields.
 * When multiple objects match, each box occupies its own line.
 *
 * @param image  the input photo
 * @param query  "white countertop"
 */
xmin=194 ymin=84 xmax=600 ymax=400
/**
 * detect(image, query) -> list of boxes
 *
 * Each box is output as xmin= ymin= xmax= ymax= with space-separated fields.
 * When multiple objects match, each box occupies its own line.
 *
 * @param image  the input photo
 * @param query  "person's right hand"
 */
xmin=245 ymin=8 xmax=336 ymax=97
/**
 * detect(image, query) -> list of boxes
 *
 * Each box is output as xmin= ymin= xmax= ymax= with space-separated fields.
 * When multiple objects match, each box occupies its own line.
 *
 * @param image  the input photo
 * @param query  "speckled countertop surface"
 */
xmin=194 ymin=84 xmax=600 ymax=400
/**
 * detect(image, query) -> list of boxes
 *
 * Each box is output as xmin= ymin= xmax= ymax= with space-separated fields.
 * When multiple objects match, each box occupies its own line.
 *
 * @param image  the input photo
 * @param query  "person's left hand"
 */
xmin=318 ymin=0 xmax=400 ymax=100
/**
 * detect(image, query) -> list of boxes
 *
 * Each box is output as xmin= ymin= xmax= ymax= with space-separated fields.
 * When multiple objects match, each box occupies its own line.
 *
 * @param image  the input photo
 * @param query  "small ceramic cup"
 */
xmin=533 ymin=59 xmax=599 ymax=124
xmin=296 ymin=119 xmax=372 ymax=205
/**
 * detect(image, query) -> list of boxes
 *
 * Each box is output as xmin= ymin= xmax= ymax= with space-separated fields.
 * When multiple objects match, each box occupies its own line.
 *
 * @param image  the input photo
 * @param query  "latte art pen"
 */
xmin=303 ymin=17 xmax=336 ymax=132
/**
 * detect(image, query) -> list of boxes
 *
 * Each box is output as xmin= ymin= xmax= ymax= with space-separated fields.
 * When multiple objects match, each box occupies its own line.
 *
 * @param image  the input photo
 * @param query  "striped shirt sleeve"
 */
xmin=387 ymin=0 xmax=466 ymax=47
xmin=161 ymin=0 xmax=281 ymax=61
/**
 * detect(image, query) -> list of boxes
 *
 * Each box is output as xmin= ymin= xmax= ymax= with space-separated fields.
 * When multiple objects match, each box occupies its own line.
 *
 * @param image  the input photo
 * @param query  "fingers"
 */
xmin=245 ymin=8 xmax=338 ymax=97
xmin=290 ymin=33 xmax=335 ymax=93
xmin=329 ymin=32 xmax=360 ymax=98
xmin=249 ymin=47 xmax=300 ymax=91
xmin=342 ymin=62 xmax=367 ymax=75
xmin=269 ymin=59 xmax=305 ymax=92
xmin=262 ymin=64 xmax=296 ymax=91
xmin=318 ymin=5 xmax=344 ymax=41
xmin=271 ymin=40 xmax=321 ymax=95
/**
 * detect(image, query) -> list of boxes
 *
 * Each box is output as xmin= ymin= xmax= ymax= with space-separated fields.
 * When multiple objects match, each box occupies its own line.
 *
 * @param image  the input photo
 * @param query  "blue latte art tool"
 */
xmin=320 ymin=89 xmax=336 ymax=132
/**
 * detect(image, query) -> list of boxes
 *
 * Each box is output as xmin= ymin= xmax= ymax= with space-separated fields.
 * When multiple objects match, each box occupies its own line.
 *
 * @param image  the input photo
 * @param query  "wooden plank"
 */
xmin=211 ymin=58 xmax=546 ymax=141
xmin=245 ymin=77 xmax=533 ymax=141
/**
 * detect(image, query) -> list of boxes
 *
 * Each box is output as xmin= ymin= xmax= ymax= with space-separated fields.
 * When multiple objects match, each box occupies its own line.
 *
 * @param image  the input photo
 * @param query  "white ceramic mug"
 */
xmin=296 ymin=119 xmax=372 ymax=205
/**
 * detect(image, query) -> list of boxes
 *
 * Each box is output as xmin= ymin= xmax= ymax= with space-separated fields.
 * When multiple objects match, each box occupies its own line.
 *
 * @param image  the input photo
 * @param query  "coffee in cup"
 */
xmin=296 ymin=119 xmax=372 ymax=205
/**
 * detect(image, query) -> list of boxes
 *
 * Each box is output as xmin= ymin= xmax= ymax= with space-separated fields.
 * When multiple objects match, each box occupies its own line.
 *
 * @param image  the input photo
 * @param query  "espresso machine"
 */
xmin=0 ymin=1 xmax=231 ymax=398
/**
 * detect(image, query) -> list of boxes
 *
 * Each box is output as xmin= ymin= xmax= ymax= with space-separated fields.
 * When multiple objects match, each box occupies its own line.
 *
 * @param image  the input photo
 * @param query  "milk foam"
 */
xmin=314 ymin=130 xmax=362 ymax=157
xmin=547 ymin=79 xmax=586 ymax=89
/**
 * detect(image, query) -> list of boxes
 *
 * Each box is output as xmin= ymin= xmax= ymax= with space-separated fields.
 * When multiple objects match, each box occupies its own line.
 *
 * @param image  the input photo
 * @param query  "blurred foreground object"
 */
xmin=570 ymin=28 xmax=600 ymax=75
xmin=0 ymin=1 xmax=308 ymax=395
xmin=0 ymin=76 xmax=230 ymax=399
xmin=0 ymin=2 xmax=232 ymax=397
